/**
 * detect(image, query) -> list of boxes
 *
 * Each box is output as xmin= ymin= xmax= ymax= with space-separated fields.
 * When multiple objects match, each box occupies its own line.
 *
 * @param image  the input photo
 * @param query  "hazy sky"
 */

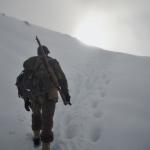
xmin=0 ymin=0 xmax=150 ymax=56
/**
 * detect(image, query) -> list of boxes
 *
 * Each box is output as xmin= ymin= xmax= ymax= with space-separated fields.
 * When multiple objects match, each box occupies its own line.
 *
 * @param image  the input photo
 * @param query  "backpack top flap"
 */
xmin=23 ymin=56 xmax=39 ymax=71
xmin=22 ymin=56 xmax=55 ymax=97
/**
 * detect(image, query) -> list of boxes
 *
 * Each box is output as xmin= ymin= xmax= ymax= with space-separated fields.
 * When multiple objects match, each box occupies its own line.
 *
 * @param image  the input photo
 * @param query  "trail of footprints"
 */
xmin=62 ymin=74 xmax=111 ymax=149
xmin=54 ymin=55 xmax=112 ymax=150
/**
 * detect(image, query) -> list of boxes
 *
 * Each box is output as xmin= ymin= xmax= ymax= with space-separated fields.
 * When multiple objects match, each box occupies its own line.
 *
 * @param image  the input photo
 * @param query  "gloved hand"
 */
xmin=59 ymin=79 xmax=71 ymax=105
xmin=24 ymin=100 xmax=31 ymax=111
xmin=65 ymin=92 xmax=71 ymax=103
xmin=64 ymin=92 xmax=71 ymax=105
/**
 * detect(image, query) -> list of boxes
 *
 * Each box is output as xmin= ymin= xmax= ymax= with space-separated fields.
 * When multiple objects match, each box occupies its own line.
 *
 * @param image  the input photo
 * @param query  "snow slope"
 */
xmin=0 ymin=15 xmax=150 ymax=150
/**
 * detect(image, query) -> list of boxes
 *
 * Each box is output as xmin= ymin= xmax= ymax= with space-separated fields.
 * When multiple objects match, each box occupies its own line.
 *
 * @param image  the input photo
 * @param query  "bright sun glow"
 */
xmin=74 ymin=12 xmax=141 ymax=56
xmin=74 ymin=12 xmax=112 ymax=48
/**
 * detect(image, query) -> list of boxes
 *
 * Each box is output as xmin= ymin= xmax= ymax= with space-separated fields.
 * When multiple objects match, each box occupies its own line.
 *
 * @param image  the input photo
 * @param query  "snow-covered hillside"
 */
xmin=0 ymin=15 xmax=150 ymax=150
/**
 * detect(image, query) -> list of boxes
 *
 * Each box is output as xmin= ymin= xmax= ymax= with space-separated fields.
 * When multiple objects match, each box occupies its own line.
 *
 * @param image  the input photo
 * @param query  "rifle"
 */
xmin=35 ymin=36 xmax=71 ymax=105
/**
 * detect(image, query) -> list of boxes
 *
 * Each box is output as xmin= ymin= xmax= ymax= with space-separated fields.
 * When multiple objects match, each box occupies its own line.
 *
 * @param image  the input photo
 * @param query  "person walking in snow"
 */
xmin=16 ymin=45 xmax=71 ymax=150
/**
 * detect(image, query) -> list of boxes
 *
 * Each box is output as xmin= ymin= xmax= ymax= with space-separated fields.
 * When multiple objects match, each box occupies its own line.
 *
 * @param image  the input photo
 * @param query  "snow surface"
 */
xmin=0 ymin=15 xmax=150 ymax=150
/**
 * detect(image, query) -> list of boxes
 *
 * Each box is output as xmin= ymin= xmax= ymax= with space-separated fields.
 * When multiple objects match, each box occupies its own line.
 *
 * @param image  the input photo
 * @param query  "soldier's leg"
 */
xmin=31 ymin=101 xmax=42 ymax=145
xmin=41 ymin=100 xmax=56 ymax=145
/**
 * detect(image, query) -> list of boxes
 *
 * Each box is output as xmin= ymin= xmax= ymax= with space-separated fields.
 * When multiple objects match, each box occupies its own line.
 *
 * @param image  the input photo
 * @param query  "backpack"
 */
xmin=16 ymin=56 xmax=55 ymax=100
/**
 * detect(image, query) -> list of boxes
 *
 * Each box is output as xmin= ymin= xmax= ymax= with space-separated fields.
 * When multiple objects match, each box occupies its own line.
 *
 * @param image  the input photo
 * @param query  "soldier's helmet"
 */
xmin=37 ymin=45 xmax=50 ymax=56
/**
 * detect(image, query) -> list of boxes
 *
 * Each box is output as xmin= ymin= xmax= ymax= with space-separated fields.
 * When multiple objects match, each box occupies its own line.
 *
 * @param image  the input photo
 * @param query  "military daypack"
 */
xmin=16 ymin=56 xmax=55 ymax=100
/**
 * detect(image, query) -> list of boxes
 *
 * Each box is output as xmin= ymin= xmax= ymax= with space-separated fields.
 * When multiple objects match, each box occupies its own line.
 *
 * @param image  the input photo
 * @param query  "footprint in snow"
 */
xmin=91 ymin=100 xmax=99 ymax=109
xmin=101 ymin=72 xmax=111 ymax=85
xmin=100 ymin=91 xmax=106 ymax=98
xmin=9 ymin=129 xmax=15 ymax=135
xmin=53 ymin=140 xmax=69 ymax=150
xmin=65 ymin=124 xmax=79 ymax=139
xmin=93 ymin=110 xmax=103 ymax=119
xmin=89 ymin=124 xmax=101 ymax=142
xmin=105 ymin=78 xmax=111 ymax=85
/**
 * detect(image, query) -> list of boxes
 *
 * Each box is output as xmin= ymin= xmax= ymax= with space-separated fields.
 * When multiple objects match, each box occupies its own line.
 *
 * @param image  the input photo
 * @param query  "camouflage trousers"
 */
xmin=31 ymin=96 xmax=57 ymax=143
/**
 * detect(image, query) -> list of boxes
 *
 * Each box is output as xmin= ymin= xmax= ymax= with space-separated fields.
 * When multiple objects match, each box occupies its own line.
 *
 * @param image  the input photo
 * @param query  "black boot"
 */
xmin=33 ymin=130 xmax=41 ymax=147
xmin=33 ymin=137 xmax=41 ymax=147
